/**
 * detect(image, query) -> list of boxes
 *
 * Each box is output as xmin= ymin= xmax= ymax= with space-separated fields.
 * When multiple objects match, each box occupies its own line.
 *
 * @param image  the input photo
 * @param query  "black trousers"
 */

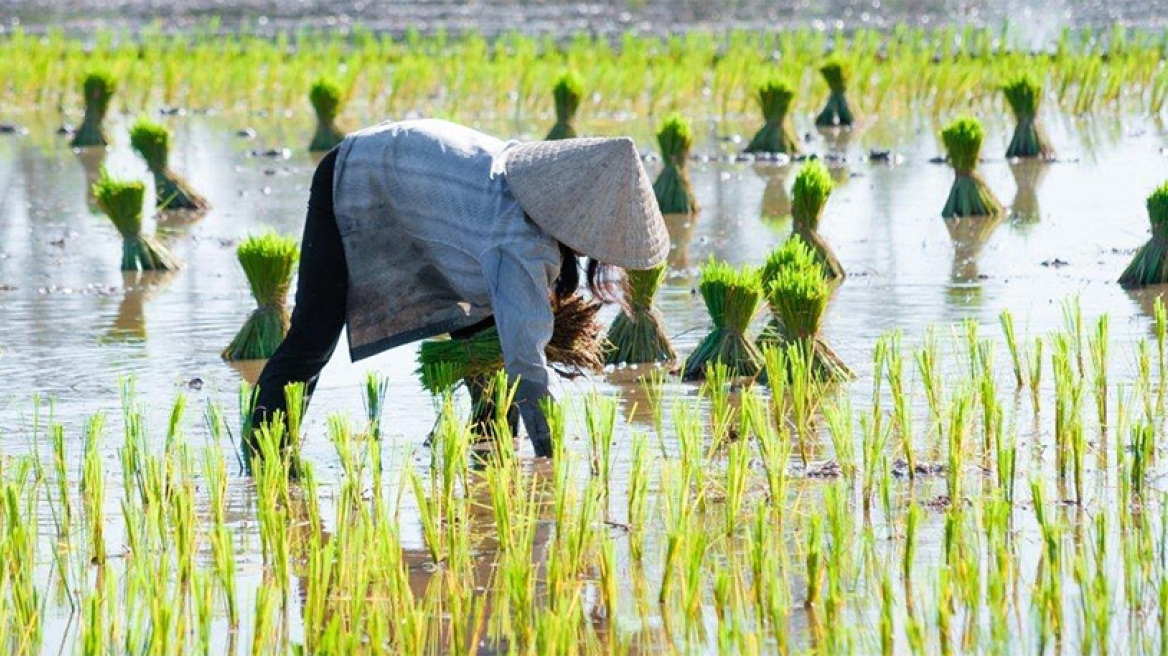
xmin=251 ymin=149 xmax=516 ymax=449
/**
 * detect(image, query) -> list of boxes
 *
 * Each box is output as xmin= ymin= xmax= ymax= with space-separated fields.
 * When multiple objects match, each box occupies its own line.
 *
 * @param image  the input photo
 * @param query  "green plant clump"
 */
xmin=545 ymin=70 xmax=584 ymax=140
xmin=308 ymin=77 xmax=346 ymax=152
xmin=71 ymin=71 xmax=116 ymax=148
xmin=1119 ymin=182 xmax=1168 ymax=288
xmin=744 ymin=78 xmax=800 ymax=155
xmin=792 ymin=161 xmax=845 ymax=281
xmin=1002 ymin=73 xmax=1055 ymax=160
xmin=222 ymin=233 xmax=300 ymax=361
xmin=92 ymin=171 xmax=179 ymax=272
xmin=681 ymin=258 xmax=765 ymax=381
xmin=815 ymin=59 xmax=859 ymax=128
xmin=941 ymin=117 xmax=1003 ymax=218
xmin=605 ymin=264 xmax=676 ymax=365
xmin=652 ymin=114 xmax=698 ymax=215
xmin=129 ymin=119 xmax=209 ymax=211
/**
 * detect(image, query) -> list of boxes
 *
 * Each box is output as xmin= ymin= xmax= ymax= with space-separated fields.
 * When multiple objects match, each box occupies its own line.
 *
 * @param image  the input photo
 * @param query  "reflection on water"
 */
xmin=74 ymin=147 xmax=107 ymax=213
xmin=755 ymin=163 xmax=792 ymax=226
xmin=101 ymin=270 xmax=176 ymax=343
xmin=1009 ymin=159 xmax=1050 ymax=226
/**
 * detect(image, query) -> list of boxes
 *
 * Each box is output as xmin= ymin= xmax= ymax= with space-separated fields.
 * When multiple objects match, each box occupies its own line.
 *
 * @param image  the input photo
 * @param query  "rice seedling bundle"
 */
xmin=308 ymin=77 xmax=346 ymax=152
xmin=605 ymin=264 xmax=675 ymax=364
xmin=652 ymin=114 xmax=698 ymax=215
xmin=941 ymin=117 xmax=1003 ymax=218
xmin=744 ymin=78 xmax=800 ymax=154
xmin=791 ymin=160 xmax=845 ymax=281
xmin=545 ymin=70 xmax=583 ymax=140
xmin=1119 ymin=182 xmax=1168 ymax=288
xmin=92 ymin=171 xmax=179 ymax=272
xmin=129 ymin=118 xmax=209 ymax=211
xmin=814 ymin=59 xmax=859 ymax=128
xmin=417 ymin=294 xmax=605 ymax=393
xmin=71 ymin=71 xmax=116 ymax=148
xmin=222 ymin=233 xmax=300 ymax=361
xmin=681 ymin=258 xmax=765 ymax=381
xmin=1002 ymin=73 xmax=1055 ymax=160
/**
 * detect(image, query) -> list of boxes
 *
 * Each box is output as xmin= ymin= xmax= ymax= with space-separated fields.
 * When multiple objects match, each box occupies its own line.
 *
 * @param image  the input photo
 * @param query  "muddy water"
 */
xmin=1 ymin=106 xmax=1167 ymax=651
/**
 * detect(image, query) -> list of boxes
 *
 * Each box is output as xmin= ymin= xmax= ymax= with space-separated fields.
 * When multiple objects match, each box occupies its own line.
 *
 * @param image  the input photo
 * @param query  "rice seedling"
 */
xmin=604 ymin=264 xmax=675 ymax=364
xmin=545 ymin=70 xmax=583 ymax=140
xmin=362 ymin=370 xmax=389 ymax=440
xmin=308 ymin=77 xmax=346 ymax=152
xmin=762 ymin=246 xmax=852 ymax=383
xmin=744 ymin=77 xmax=800 ymax=154
xmin=815 ymin=59 xmax=859 ymax=128
xmin=1119 ymin=181 xmax=1168 ymax=288
xmin=222 ymin=232 xmax=300 ymax=361
xmin=92 ymin=171 xmax=180 ymax=272
xmin=1002 ymin=72 xmax=1055 ymax=160
xmin=940 ymin=117 xmax=1003 ymax=218
xmin=790 ymin=161 xmax=846 ymax=281
xmin=682 ymin=258 xmax=765 ymax=381
xmin=652 ymin=113 xmax=698 ymax=215
xmin=71 ymin=70 xmax=115 ymax=148
xmin=129 ymin=118 xmax=209 ymax=211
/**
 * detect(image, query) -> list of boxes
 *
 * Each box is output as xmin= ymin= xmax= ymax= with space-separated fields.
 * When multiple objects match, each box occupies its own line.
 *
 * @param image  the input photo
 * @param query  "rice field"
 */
xmin=5 ymin=20 xmax=1168 ymax=655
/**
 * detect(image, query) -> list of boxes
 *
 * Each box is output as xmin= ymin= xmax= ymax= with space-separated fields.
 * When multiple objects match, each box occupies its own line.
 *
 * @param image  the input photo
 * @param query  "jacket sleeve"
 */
xmin=480 ymin=245 xmax=557 ymax=456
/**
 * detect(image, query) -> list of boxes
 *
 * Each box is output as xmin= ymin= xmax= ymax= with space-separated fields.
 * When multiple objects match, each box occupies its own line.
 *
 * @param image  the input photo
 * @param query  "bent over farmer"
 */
xmin=251 ymin=119 xmax=668 ymax=458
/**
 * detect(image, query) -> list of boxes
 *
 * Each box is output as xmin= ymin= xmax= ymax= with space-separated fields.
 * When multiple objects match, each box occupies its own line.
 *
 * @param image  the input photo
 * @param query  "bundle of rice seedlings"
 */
xmin=71 ymin=71 xmax=116 ymax=148
xmin=222 ymin=233 xmax=300 ymax=361
xmin=1119 ymin=182 xmax=1168 ymax=288
xmin=940 ymin=117 xmax=1003 ymax=218
xmin=418 ymin=294 xmax=605 ymax=393
xmin=545 ymin=70 xmax=583 ymax=140
xmin=92 ymin=171 xmax=179 ymax=272
xmin=129 ymin=118 xmax=209 ymax=211
xmin=1002 ymin=73 xmax=1055 ymax=160
xmin=744 ymin=78 xmax=800 ymax=155
xmin=652 ymin=113 xmax=698 ymax=215
xmin=791 ymin=161 xmax=845 ymax=281
xmin=681 ymin=258 xmax=765 ymax=381
xmin=814 ymin=59 xmax=859 ymax=128
xmin=605 ymin=264 xmax=675 ymax=364
xmin=308 ymin=77 xmax=346 ymax=152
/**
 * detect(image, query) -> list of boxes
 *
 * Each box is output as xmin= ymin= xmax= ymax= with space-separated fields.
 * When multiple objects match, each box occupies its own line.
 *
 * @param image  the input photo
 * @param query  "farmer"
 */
xmin=250 ymin=119 xmax=668 ymax=458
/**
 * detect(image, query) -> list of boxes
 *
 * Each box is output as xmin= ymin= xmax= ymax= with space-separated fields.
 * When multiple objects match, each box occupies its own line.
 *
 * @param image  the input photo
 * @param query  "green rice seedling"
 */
xmin=999 ymin=309 xmax=1025 ymax=388
xmin=724 ymin=439 xmax=750 ymax=537
xmin=744 ymin=385 xmax=790 ymax=520
xmin=308 ymin=77 xmax=346 ymax=152
xmin=860 ymin=410 xmax=889 ymax=513
xmin=765 ymin=252 xmax=852 ymax=383
xmin=80 ymin=415 xmax=105 ymax=566
xmin=1119 ymin=182 xmax=1168 ymax=288
xmin=92 ymin=171 xmax=180 ymax=272
xmin=1028 ymin=336 xmax=1045 ymax=413
xmin=940 ymin=117 xmax=1003 ymax=218
xmin=702 ymin=362 xmax=736 ymax=449
xmin=639 ymin=366 xmax=667 ymax=449
xmin=128 ymin=118 xmax=209 ymax=211
xmin=584 ymin=392 xmax=617 ymax=495
xmin=222 ymin=232 xmax=299 ymax=361
xmin=362 ymin=370 xmax=389 ymax=440
xmin=815 ymin=59 xmax=859 ymax=128
xmin=1089 ymin=315 xmax=1109 ymax=432
xmin=1156 ymin=297 xmax=1167 ymax=413
xmin=791 ymin=161 xmax=846 ymax=281
xmin=627 ymin=431 xmax=652 ymax=561
xmin=1002 ymin=72 xmax=1055 ymax=160
xmin=823 ymin=399 xmax=856 ymax=480
xmin=71 ymin=70 xmax=115 ymax=148
xmin=682 ymin=258 xmax=765 ymax=381
xmin=880 ymin=331 xmax=916 ymax=479
xmin=605 ymin=264 xmax=675 ymax=364
xmin=545 ymin=70 xmax=583 ymax=140
xmin=652 ymin=113 xmax=698 ymax=215
xmin=744 ymin=77 xmax=800 ymax=154
xmin=803 ymin=513 xmax=824 ymax=609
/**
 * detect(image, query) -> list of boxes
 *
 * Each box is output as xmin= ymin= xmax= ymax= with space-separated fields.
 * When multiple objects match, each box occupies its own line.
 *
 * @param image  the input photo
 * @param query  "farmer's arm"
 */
xmin=481 ymin=246 xmax=556 ymax=457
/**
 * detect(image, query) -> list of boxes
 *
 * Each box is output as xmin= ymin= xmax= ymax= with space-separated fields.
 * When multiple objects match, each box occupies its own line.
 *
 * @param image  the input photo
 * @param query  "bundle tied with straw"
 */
xmin=652 ymin=113 xmax=698 ymax=215
xmin=941 ymin=117 xmax=1003 ymax=218
xmin=92 ymin=171 xmax=179 ymax=272
xmin=222 ymin=233 xmax=300 ymax=361
xmin=814 ymin=59 xmax=859 ymax=128
xmin=758 ymin=236 xmax=853 ymax=382
xmin=1119 ymin=182 xmax=1168 ymax=288
xmin=1002 ymin=73 xmax=1054 ymax=160
xmin=417 ymin=293 xmax=605 ymax=393
xmin=129 ymin=119 xmax=209 ymax=211
xmin=605 ymin=264 xmax=675 ymax=364
xmin=545 ymin=70 xmax=584 ymax=140
xmin=308 ymin=77 xmax=346 ymax=152
xmin=681 ymin=258 xmax=765 ymax=381
xmin=71 ymin=71 xmax=116 ymax=148
xmin=792 ymin=160 xmax=845 ymax=281
xmin=744 ymin=78 xmax=800 ymax=155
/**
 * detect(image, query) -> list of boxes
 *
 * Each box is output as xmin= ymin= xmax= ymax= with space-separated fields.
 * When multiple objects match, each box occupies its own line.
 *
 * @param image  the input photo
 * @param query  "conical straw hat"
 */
xmin=501 ymin=137 xmax=669 ymax=270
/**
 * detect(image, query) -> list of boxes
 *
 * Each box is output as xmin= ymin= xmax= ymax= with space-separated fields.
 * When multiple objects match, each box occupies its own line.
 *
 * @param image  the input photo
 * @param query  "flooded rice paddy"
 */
xmin=3 ymin=97 xmax=1168 ymax=653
